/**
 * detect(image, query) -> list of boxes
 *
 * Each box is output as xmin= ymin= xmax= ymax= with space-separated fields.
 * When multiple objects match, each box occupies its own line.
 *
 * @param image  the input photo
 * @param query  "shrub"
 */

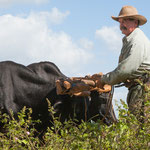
xmin=0 ymin=82 xmax=150 ymax=149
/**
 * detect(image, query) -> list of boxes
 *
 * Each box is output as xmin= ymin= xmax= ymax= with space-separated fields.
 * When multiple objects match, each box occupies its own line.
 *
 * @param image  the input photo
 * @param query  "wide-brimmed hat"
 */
xmin=111 ymin=6 xmax=147 ymax=25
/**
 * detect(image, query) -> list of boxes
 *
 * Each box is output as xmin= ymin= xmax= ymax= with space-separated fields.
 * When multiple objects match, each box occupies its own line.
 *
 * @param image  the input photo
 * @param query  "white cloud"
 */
xmin=0 ymin=0 xmax=49 ymax=6
xmin=0 ymin=9 xmax=93 ymax=75
xmin=95 ymin=26 xmax=123 ymax=51
xmin=79 ymin=38 xmax=94 ymax=50
xmin=29 ymin=8 xmax=70 ymax=25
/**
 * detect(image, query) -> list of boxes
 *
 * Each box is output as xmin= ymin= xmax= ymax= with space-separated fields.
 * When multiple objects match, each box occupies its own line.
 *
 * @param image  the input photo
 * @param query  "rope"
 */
xmin=84 ymin=97 xmax=87 ymax=122
xmin=101 ymin=86 xmax=117 ymax=123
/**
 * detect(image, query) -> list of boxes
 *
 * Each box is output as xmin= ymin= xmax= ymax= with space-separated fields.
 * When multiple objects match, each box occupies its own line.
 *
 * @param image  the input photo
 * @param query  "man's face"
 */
xmin=118 ymin=18 xmax=138 ymax=36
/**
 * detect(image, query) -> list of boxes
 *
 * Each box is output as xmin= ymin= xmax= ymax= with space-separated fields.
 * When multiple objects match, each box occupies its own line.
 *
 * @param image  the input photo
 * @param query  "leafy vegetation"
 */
xmin=0 ymin=81 xmax=150 ymax=149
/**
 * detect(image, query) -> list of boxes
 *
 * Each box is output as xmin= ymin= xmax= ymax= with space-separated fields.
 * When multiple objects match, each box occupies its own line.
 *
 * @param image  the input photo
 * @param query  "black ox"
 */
xmin=0 ymin=61 xmax=117 ymax=133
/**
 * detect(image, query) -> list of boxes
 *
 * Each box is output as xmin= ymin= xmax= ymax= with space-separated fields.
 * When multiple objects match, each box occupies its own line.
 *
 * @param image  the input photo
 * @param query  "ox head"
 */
xmin=51 ymin=86 xmax=117 ymax=125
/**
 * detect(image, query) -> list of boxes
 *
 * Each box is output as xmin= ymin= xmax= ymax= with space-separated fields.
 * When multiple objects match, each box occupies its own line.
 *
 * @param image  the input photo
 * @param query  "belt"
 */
xmin=124 ymin=73 xmax=150 ymax=90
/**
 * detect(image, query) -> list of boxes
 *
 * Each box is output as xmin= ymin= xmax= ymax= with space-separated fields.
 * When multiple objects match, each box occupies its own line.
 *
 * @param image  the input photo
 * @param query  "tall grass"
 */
xmin=0 ymin=81 xmax=150 ymax=149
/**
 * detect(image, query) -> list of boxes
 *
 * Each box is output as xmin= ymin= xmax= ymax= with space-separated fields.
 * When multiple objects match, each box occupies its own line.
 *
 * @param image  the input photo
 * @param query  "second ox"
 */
xmin=0 ymin=61 xmax=117 ymax=134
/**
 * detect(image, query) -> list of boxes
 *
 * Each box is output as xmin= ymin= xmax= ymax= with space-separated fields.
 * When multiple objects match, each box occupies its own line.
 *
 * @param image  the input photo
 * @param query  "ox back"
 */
xmin=0 ymin=61 xmax=117 ymax=134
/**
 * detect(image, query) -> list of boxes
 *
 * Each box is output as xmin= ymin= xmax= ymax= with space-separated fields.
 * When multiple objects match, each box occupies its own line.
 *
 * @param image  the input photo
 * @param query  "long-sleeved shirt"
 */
xmin=101 ymin=28 xmax=150 ymax=85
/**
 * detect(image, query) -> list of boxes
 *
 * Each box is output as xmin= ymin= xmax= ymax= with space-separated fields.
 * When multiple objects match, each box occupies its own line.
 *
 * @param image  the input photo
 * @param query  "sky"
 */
xmin=0 ymin=0 xmax=150 ymax=115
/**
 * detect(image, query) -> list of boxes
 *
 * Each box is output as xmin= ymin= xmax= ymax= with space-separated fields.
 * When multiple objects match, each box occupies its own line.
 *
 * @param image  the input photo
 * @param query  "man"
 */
xmin=94 ymin=6 xmax=150 ymax=121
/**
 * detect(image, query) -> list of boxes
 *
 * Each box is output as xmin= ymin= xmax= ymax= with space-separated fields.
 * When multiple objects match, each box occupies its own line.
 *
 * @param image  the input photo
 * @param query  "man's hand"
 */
xmin=124 ymin=79 xmax=133 ymax=88
xmin=91 ymin=72 xmax=104 ymax=88
xmin=91 ymin=72 xmax=103 ymax=80
xmin=91 ymin=72 xmax=103 ymax=79
xmin=95 ymin=78 xmax=105 ymax=89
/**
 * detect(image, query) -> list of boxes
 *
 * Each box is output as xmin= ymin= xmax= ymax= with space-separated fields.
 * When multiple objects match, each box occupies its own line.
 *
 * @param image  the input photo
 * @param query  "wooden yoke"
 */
xmin=56 ymin=75 xmax=112 ymax=96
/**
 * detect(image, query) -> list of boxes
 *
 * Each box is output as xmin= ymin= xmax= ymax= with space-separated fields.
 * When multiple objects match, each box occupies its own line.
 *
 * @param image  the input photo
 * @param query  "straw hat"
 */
xmin=111 ymin=6 xmax=147 ymax=25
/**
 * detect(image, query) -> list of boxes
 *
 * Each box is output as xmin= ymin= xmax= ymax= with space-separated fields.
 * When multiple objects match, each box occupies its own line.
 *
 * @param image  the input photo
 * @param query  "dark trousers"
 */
xmin=127 ymin=76 xmax=150 ymax=122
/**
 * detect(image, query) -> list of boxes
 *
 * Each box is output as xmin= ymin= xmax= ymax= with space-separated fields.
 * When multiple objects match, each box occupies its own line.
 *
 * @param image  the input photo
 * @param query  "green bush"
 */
xmin=0 ymin=85 xmax=150 ymax=149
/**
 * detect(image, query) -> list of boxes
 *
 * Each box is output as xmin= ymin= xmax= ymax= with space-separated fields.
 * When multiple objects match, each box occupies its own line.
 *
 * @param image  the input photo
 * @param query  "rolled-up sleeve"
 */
xmin=101 ymin=41 xmax=145 ymax=85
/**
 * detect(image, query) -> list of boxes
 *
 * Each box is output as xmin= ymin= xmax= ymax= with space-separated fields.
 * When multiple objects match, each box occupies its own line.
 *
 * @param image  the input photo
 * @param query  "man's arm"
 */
xmin=101 ymin=42 xmax=145 ymax=85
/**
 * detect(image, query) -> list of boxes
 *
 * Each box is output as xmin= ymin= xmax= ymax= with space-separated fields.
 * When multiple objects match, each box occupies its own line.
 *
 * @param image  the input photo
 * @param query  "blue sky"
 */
xmin=0 ymin=0 xmax=149 ymax=114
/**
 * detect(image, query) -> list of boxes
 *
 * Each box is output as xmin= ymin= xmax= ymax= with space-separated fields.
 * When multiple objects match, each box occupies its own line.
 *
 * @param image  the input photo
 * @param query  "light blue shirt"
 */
xmin=101 ymin=28 xmax=150 ymax=85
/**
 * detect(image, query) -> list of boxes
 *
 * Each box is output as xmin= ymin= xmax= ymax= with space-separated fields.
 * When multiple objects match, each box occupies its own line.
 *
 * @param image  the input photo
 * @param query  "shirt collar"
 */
xmin=122 ymin=27 xmax=140 ymax=43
